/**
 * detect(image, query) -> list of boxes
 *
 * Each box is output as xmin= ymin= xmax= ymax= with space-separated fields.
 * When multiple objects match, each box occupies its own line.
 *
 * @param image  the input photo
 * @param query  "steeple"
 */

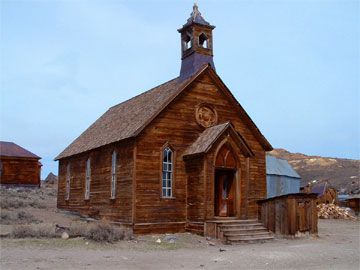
xmin=178 ymin=4 xmax=216 ymax=81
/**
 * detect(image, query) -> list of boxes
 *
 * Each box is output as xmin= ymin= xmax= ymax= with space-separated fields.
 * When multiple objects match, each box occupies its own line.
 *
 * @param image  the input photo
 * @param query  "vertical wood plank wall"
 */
xmin=258 ymin=193 xmax=318 ymax=236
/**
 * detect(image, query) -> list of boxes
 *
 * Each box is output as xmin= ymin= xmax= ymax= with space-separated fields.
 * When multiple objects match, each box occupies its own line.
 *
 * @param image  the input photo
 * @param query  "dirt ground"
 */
xmin=1 ymin=219 xmax=359 ymax=270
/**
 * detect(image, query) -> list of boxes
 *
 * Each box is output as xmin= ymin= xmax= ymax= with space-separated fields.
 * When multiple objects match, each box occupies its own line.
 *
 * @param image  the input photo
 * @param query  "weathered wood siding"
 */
xmin=57 ymin=139 xmax=134 ymax=223
xmin=317 ymin=188 xmax=338 ymax=205
xmin=258 ymin=193 xmax=318 ymax=236
xmin=0 ymin=157 xmax=41 ymax=186
xmin=134 ymin=71 xmax=268 ymax=231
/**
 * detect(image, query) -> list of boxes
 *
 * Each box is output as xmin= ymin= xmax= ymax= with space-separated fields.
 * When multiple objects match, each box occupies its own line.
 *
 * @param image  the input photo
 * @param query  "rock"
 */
xmin=156 ymin=239 xmax=161 ymax=243
xmin=164 ymin=235 xmax=178 ymax=241
xmin=61 ymin=232 xmax=69 ymax=240
xmin=200 ymin=264 xmax=204 ymax=267
xmin=208 ymin=242 xmax=216 ymax=246
xmin=219 ymin=247 xmax=227 ymax=252
xmin=206 ymin=236 xmax=211 ymax=241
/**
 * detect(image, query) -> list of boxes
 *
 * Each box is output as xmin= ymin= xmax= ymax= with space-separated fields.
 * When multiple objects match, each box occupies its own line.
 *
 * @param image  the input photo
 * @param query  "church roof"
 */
xmin=183 ymin=122 xmax=254 ymax=157
xmin=0 ymin=141 xmax=41 ymax=159
xmin=179 ymin=3 xmax=215 ymax=30
xmin=55 ymin=65 xmax=272 ymax=160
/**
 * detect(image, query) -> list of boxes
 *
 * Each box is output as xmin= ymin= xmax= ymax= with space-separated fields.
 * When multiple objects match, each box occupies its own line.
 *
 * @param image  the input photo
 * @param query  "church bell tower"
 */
xmin=178 ymin=4 xmax=216 ymax=81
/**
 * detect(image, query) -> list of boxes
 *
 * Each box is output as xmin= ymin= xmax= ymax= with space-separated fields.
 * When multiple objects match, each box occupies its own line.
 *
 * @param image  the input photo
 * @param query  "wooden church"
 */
xmin=56 ymin=4 xmax=273 ymax=236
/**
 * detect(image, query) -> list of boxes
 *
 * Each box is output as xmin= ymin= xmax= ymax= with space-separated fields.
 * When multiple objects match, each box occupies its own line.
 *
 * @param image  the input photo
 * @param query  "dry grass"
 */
xmin=0 ymin=187 xmax=47 ymax=209
xmin=0 ymin=209 xmax=41 ymax=224
xmin=10 ymin=221 xmax=132 ymax=243
xmin=11 ymin=224 xmax=56 ymax=238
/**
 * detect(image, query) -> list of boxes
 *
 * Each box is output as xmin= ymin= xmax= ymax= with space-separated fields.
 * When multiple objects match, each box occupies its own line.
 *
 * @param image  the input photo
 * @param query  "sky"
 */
xmin=0 ymin=0 xmax=359 ymax=179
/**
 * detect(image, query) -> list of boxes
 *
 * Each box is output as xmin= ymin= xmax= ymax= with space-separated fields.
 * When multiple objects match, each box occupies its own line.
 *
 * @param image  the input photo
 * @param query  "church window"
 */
xmin=85 ymin=158 xmax=91 ymax=200
xmin=66 ymin=162 xmax=70 ymax=200
xmin=111 ymin=151 xmax=117 ymax=199
xmin=162 ymin=147 xmax=173 ymax=198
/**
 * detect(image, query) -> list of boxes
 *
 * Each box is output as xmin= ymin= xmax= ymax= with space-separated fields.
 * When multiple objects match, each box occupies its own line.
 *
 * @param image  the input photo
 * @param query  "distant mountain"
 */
xmin=268 ymin=149 xmax=359 ymax=193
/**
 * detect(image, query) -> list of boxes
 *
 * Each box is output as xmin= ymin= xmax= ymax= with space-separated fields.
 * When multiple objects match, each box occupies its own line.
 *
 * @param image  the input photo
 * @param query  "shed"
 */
xmin=310 ymin=184 xmax=338 ymax=205
xmin=0 ymin=141 xmax=42 ymax=187
xmin=266 ymin=155 xmax=301 ymax=198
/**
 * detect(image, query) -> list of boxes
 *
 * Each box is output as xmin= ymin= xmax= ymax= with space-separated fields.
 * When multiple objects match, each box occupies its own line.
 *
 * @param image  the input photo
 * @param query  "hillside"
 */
xmin=268 ymin=149 xmax=359 ymax=193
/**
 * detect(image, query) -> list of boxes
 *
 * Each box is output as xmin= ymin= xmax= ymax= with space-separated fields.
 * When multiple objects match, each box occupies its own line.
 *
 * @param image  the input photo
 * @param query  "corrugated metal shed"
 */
xmin=266 ymin=155 xmax=301 ymax=198
xmin=266 ymin=155 xmax=300 ymax=178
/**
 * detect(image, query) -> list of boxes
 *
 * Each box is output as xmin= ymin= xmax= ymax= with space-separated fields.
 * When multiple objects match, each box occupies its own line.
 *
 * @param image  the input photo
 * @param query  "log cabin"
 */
xmin=55 ymin=4 xmax=274 ymax=238
xmin=0 ymin=141 xmax=42 ymax=187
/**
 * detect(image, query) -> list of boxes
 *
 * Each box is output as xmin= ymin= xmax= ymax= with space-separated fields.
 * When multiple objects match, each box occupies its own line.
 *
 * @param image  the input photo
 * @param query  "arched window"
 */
xmin=111 ymin=151 xmax=117 ymax=199
xmin=85 ymin=158 xmax=91 ymax=200
xmin=66 ymin=162 xmax=70 ymax=200
xmin=183 ymin=33 xmax=192 ymax=50
xmin=199 ymin=33 xmax=209 ymax=49
xmin=162 ymin=147 xmax=173 ymax=197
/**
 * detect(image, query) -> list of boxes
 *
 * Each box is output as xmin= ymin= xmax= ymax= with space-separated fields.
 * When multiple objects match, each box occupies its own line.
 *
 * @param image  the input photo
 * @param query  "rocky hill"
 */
xmin=268 ymin=149 xmax=359 ymax=193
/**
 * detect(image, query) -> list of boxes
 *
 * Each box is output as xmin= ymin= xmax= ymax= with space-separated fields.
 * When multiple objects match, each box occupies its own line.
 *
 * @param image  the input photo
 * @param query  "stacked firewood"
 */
xmin=317 ymin=203 xmax=356 ymax=220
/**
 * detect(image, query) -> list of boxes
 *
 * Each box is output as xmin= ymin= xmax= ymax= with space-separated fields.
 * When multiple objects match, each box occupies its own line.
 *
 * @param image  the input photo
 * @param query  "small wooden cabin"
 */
xmin=302 ymin=184 xmax=339 ymax=205
xmin=55 ymin=4 xmax=273 ymax=235
xmin=0 ymin=141 xmax=42 ymax=187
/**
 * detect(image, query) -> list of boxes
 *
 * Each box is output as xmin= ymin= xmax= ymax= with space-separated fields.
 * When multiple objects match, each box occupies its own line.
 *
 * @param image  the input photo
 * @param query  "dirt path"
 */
xmin=1 ymin=220 xmax=359 ymax=270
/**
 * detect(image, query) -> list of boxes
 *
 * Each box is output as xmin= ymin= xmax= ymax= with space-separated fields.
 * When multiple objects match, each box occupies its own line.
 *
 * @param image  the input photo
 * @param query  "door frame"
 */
xmin=212 ymin=140 xmax=241 ymax=219
xmin=214 ymin=168 xmax=237 ymax=217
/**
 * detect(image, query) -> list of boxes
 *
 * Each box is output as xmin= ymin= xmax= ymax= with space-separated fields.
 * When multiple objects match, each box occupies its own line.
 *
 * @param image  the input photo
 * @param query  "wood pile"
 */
xmin=317 ymin=203 xmax=356 ymax=220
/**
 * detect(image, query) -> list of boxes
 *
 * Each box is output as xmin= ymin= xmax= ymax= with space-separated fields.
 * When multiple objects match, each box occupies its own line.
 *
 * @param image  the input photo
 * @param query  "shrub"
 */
xmin=0 ymin=197 xmax=46 ymax=210
xmin=86 ymin=222 xmax=126 ymax=243
xmin=11 ymin=224 xmax=56 ymax=238
xmin=0 ymin=210 xmax=41 ymax=224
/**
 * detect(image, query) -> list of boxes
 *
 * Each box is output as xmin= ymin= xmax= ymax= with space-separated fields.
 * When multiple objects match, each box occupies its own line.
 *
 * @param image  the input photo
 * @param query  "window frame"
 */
xmin=110 ymin=150 xmax=117 ymax=199
xmin=160 ymin=143 xmax=175 ymax=199
xmin=85 ymin=157 xmax=91 ymax=200
xmin=65 ymin=162 xmax=70 ymax=201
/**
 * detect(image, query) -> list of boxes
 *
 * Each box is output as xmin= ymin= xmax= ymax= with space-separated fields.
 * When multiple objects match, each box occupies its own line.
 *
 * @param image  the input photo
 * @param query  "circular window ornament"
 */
xmin=196 ymin=104 xmax=217 ymax=128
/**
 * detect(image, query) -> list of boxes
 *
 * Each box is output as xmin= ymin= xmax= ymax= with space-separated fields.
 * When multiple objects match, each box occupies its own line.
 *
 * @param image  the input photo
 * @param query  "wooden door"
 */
xmin=215 ymin=170 xmax=234 ymax=217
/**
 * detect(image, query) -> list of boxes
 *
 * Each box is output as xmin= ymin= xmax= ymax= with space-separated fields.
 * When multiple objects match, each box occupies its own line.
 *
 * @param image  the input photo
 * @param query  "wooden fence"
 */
xmin=258 ymin=193 xmax=318 ymax=237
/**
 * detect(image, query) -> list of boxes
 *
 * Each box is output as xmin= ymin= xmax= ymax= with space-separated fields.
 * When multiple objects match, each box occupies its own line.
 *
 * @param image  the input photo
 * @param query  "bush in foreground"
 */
xmin=11 ymin=221 xmax=132 ymax=243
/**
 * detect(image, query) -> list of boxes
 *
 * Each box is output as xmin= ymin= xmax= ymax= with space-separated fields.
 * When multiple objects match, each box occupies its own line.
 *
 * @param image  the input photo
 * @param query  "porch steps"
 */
xmin=215 ymin=219 xmax=274 ymax=244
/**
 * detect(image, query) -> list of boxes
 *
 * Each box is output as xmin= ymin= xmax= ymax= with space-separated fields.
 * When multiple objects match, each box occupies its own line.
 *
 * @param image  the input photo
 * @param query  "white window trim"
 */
xmin=111 ymin=151 xmax=117 ymax=199
xmin=162 ymin=147 xmax=173 ymax=198
xmin=85 ymin=158 xmax=91 ymax=200
xmin=65 ymin=162 xmax=70 ymax=200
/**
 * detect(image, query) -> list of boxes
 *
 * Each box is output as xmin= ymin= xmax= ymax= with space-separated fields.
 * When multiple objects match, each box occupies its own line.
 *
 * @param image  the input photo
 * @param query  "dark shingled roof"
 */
xmin=0 ymin=141 xmax=41 ymax=159
xmin=56 ymin=76 xmax=193 ymax=160
xmin=183 ymin=121 xmax=254 ymax=157
xmin=183 ymin=122 xmax=230 ymax=156
xmin=56 ymin=65 xmax=272 ymax=160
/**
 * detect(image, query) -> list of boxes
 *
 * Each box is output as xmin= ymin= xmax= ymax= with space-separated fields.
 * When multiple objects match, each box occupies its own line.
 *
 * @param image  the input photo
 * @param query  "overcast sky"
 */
xmin=1 ymin=0 xmax=359 ymax=179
